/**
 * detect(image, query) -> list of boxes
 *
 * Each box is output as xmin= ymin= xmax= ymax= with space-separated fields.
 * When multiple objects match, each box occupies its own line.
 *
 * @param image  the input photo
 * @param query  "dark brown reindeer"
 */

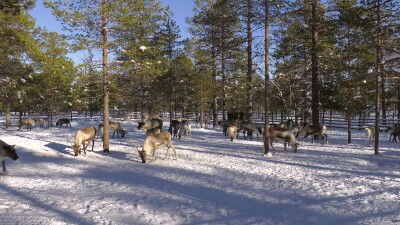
xmin=386 ymin=124 xmax=400 ymax=142
xmin=0 ymin=139 xmax=19 ymax=173
xmin=68 ymin=126 xmax=97 ymax=156
xmin=56 ymin=118 xmax=71 ymax=128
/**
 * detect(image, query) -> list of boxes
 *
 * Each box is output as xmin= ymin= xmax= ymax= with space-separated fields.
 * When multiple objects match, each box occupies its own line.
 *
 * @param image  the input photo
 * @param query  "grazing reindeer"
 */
xmin=98 ymin=120 xmax=126 ymax=140
xmin=365 ymin=127 xmax=375 ymax=146
xmin=238 ymin=122 xmax=262 ymax=140
xmin=38 ymin=117 xmax=49 ymax=128
xmin=296 ymin=123 xmax=328 ymax=144
xmin=68 ymin=126 xmax=96 ymax=156
xmin=56 ymin=118 xmax=71 ymax=128
xmin=137 ymin=131 xmax=178 ymax=163
xmin=19 ymin=118 xmax=37 ymax=131
xmin=138 ymin=118 xmax=163 ymax=131
xmin=0 ymin=140 xmax=19 ymax=173
xmin=178 ymin=121 xmax=192 ymax=140
xmin=268 ymin=127 xmax=299 ymax=153
xmin=227 ymin=124 xmax=238 ymax=141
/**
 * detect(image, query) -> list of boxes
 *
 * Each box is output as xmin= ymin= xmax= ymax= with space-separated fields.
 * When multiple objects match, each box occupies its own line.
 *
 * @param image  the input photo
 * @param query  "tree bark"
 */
xmin=263 ymin=0 xmax=270 ymax=155
xmin=311 ymin=0 xmax=320 ymax=126
xmin=246 ymin=0 xmax=253 ymax=122
xmin=102 ymin=0 xmax=110 ymax=153
xmin=374 ymin=0 xmax=382 ymax=154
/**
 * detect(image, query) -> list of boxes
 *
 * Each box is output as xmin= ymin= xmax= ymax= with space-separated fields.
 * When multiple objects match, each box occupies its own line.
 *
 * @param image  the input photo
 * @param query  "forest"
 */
xmin=1 ymin=0 xmax=399 ymax=150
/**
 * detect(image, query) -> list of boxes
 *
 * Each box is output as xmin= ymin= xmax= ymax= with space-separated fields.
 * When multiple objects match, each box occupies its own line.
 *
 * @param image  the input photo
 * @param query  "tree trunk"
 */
xmin=5 ymin=103 xmax=11 ymax=129
xmin=311 ymin=0 xmax=319 ymax=126
xmin=102 ymin=0 xmax=110 ymax=153
xmin=263 ymin=0 xmax=270 ymax=155
xmin=246 ymin=0 xmax=253 ymax=123
xmin=374 ymin=0 xmax=382 ymax=154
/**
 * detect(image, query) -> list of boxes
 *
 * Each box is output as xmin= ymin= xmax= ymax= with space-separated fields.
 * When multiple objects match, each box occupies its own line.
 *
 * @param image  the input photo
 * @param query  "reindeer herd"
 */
xmin=1 ymin=115 xmax=399 ymax=172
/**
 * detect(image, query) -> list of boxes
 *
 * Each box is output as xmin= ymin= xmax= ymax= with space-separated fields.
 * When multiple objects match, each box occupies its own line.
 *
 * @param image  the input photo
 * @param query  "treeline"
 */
xmin=1 ymin=0 xmax=399 ymax=129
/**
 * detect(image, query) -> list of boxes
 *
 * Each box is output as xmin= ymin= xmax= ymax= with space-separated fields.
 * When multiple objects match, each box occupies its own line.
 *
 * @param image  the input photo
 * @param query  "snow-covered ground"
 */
xmin=1 ymin=116 xmax=399 ymax=225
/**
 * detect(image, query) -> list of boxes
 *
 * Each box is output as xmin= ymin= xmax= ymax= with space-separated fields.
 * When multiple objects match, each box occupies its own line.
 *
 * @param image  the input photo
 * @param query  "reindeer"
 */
xmin=68 ymin=126 xmax=96 ymax=156
xmin=168 ymin=119 xmax=180 ymax=137
xmin=56 ymin=118 xmax=71 ymax=128
xmin=365 ymin=127 xmax=374 ymax=146
xmin=98 ymin=120 xmax=126 ymax=140
xmin=268 ymin=127 xmax=299 ymax=153
xmin=178 ymin=120 xmax=191 ymax=140
xmin=222 ymin=120 xmax=241 ymax=136
xmin=296 ymin=123 xmax=328 ymax=144
xmin=138 ymin=118 xmax=163 ymax=131
xmin=0 ymin=140 xmax=19 ymax=173
xmin=386 ymin=124 xmax=400 ymax=142
xmin=19 ymin=118 xmax=37 ymax=131
xmin=38 ymin=117 xmax=49 ymax=128
xmin=227 ymin=124 xmax=238 ymax=141
xmin=196 ymin=115 xmax=211 ymax=128
xmin=137 ymin=131 xmax=178 ymax=163
xmin=238 ymin=122 xmax=262 ymax=140
xmin=146 ymin=127 xmax=161 ymax=136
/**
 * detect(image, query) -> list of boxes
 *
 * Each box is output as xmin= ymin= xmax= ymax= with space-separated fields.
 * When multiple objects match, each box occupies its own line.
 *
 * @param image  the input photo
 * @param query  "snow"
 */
xmin=1 ymin=116 xmax=400 ymax=225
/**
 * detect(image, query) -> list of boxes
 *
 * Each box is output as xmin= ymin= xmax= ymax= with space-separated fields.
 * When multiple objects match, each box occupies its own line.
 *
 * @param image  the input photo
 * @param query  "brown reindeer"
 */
xmin=296 ymin=123 xmax=328 ymax=144
xmin=98 ymin=120 xmax=126 ymax=139
xmin=0 ymin=139 xmax=19 ymax=172
xmin=268 ymin=127 xmax=299 ymax=153
xmin=19 ymin=118 xmax=37 ymax=131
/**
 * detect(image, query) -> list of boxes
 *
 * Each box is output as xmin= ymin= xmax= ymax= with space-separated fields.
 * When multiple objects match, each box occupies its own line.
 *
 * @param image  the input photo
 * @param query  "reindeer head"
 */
xmin=73 ymin=144 xmax=81 ymax=156
xmin=67 ymin=135 xmax=80 ymax=156
xmin=2 ymin=144 xmax=19 ymax=160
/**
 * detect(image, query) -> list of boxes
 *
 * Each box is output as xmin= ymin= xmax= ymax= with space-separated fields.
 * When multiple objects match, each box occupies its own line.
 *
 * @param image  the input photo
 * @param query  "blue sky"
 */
xmin=29 ymin=0 xmax=195 ymax=63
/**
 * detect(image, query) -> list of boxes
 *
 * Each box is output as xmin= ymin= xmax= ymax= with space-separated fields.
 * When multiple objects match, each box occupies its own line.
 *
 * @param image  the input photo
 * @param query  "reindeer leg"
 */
xmin=2 ymin=160 xmax=6 ymax=172
xmin=163 ymin=145 xmax=170 ymax=160
xmin=169 ymin=144 xmax=178 ymax=160
xmin=91 ymin=138 xmax=95 ymax=151
xmin=269 ymin=138 xmax=276 ymax=154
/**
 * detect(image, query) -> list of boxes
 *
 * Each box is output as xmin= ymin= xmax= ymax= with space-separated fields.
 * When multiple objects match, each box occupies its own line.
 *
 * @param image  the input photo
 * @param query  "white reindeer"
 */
xmin=68 ymin=126 xmax=97 ymax=156
xmin=137 ymin=131 xmax=178 ymax=163
xmin=365 ymin=127 xmax=374 ymax=146
xmin=178 ymin=121 xmax=192 ymax=140
xmin=227 ymin=124 xmax=238 ymax=141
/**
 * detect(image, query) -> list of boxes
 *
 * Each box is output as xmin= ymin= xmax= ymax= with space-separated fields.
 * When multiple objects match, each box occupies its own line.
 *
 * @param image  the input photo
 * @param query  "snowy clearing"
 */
xmin=1 ymin=116 xmax=399 ymax=225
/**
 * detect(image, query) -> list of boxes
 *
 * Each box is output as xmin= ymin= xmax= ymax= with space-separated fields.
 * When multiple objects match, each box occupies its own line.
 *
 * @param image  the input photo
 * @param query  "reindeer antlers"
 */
xmin=66 ymin=135 xmax=74 ymax=146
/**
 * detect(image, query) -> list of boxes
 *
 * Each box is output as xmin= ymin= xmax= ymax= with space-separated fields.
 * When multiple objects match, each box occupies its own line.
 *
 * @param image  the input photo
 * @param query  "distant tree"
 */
xmin=0 ymin=0 xmax=38 ymax=128
xmin=35 ymin=29 xmax=75 ymax=125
